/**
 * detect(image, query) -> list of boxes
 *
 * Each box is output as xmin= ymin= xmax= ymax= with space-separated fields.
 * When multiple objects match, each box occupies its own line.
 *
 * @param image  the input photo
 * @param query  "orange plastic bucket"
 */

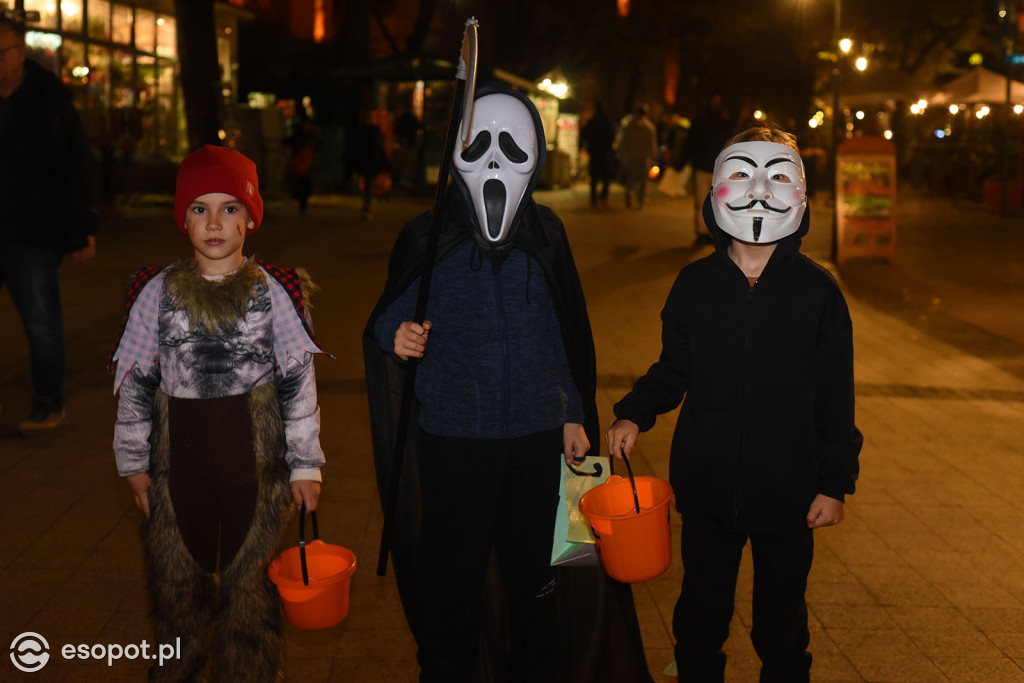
xmin=268 ymin=509 xmax=357 ymax=630
xmin=579 ymin=473 xmax=673 ymax=583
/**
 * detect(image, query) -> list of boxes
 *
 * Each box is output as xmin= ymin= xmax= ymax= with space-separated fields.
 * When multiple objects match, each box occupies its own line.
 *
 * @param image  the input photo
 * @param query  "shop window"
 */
xmin=62 ymin=0 xmax=84 ymax=33
xmin=158 ymin=59 xmax=179 ymax=153
xmin=22 ymin=0 xmax=57 ymax=30
xmin=136 ymin=55 xmax=179 ymax=157
xmin=61 ymin=39 xmax=87 ymax=110
xmin=135 ymin=8 xmax=155 ymax=53
xmin=111 ymin=49 xmax=133 ymax=109
xmin=87 ymin=45 xmax=110 ymax=106
xmin=88 ymin=0 xmax=111 ymax=42
xmin=174 ymin=79 xmax=186 ymax=156
xmin=86 ymin=44 xmax=110 ymax=141
xmin=25 ymin=30 xmax=60 ymax=73
xmin=155 ymin=14 xmax=176 ymax=58
xmin=217 ymin=33 xmax=233 ymax=97
xmin=137 ymin=54 xmax=159 ymax=156
xmin=111 ymin=4 xmax=133 ymax=45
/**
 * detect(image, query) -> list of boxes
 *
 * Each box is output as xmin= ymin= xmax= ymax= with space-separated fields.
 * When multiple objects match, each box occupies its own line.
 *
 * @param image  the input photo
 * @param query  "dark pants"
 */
xmin=168 ymin=393 xmax=258 ymax=574
xmin=0 ymin=246 xmax=66 ymax=412
xmin=589 ymin=153 xmax=612 ymax=205
xmin=361 ymin=173 xmax=374 ymax=213
xmin=673 ymin=512 xmax=813 ymax=683
xmin=293 ymin=175 xmax=312 ymax=214
xmin=416 ymin=427 xmax=563 ymax=683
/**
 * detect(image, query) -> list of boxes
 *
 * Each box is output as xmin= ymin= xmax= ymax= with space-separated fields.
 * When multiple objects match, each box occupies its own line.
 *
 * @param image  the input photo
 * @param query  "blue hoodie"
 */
xmin=374 ymin=240 xmax=583 ymax=439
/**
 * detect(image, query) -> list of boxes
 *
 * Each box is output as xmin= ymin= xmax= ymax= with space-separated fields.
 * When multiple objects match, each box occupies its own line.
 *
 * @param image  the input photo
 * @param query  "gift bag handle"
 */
xmin=567 ymin=460 xmax=604 ymax=478
xmin=298 ymin=503 xmax=320 ymax=586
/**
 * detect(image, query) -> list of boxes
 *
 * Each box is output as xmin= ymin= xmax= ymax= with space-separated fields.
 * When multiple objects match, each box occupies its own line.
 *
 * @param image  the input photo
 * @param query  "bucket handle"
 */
xmin=298 ymin=503 xmax=321 ymax=586
xmin=619 ymin=446 xmax=641 ymax=514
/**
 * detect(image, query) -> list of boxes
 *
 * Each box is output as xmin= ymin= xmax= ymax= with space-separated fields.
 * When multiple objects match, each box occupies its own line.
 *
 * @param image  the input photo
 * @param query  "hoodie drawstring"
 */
xmin=525 ymin=256 xmax=532 ymax=304
xmin=469 ymin=241 xmax=483 ymax=272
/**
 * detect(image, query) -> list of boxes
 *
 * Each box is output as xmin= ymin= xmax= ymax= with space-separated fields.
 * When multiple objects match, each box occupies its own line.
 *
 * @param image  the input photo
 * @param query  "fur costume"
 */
xmin=111 ymin=258 xmax=325 ymax=681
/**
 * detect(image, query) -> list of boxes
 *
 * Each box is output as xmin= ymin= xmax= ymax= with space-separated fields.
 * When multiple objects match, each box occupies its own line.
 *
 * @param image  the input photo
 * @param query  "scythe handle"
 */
xmin=377 ymin=18 xmax=479 ymax=577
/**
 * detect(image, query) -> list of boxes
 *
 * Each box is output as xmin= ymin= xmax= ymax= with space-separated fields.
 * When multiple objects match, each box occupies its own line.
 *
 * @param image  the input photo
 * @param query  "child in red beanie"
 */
xmin=109 ymin=145 xmax=328 ymax=681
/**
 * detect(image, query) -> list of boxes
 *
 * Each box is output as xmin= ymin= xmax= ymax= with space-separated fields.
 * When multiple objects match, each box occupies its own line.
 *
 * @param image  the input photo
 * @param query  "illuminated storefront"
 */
xmin=13 ymin=0 xmax=246 ymax=161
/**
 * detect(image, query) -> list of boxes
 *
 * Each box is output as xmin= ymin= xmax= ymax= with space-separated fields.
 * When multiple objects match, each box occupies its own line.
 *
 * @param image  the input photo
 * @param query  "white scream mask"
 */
xmin=453 ymin=93 xmax=539 ymax=246
xmin=710 ymin=141 xmax=807 ymax=243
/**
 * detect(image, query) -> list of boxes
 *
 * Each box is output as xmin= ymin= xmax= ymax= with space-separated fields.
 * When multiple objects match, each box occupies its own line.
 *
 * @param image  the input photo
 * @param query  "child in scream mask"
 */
xmin=606 ymin=125 xmax=862 ymax=682
xmin=110 ymin=145 xmax=327 ymax=681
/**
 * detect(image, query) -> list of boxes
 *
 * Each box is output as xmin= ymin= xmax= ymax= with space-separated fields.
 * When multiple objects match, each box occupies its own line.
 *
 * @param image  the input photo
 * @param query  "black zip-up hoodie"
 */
xmin=614 ymin=194 xmax=862 ymax=531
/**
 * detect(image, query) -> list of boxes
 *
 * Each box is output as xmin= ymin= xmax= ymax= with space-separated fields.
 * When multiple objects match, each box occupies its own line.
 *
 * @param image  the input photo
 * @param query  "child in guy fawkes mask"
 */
xmin=607 ymin=125 xmax=863 ymax=681
xmin=364 ymin=83 xmax=653 ymax=683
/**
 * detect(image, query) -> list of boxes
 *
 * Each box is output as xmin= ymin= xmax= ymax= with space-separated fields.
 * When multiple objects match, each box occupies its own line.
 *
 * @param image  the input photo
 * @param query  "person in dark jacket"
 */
xmin=348 ymin=112 xmax=390 ymax=220
xmin=580 ymin=101 xmax=616 ymax=207
xmin=285 ymin=109 xmax=318 ymax=215
xmin=0 ymin=16 xmax=98 ymax=434
xmin=681 ymin=93 xmax=734 ymax=239
xmin=365 ymin=83 xmax=652 ymax=683
xmin=606 ymin=124 xmax=862 ymax=682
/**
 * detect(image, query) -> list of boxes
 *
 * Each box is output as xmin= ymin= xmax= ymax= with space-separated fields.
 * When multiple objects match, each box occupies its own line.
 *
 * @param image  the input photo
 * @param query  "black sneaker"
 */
xmin=18 ymin=407 xmax=67 ymax=435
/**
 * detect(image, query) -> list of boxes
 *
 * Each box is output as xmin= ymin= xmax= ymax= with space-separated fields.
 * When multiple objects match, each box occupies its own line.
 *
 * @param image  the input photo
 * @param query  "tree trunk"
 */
xmin=176 ymin=0 xmax=222 ymax=151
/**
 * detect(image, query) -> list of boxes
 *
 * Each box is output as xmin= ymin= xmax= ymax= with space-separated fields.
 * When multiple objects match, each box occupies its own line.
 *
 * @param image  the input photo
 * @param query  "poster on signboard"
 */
xmin=835 ymin=137 xmax=897 ymax=265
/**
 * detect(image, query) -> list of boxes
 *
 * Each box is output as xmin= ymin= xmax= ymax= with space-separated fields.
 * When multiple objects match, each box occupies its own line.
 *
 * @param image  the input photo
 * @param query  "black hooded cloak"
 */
xmin=362 ymin=83 xmax=653 ymax=682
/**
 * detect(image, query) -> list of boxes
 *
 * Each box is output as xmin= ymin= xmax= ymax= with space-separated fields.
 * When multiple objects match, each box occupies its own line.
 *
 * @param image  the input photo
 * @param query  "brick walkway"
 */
xmin=1 ymin=182 xmax=1021 ymax=681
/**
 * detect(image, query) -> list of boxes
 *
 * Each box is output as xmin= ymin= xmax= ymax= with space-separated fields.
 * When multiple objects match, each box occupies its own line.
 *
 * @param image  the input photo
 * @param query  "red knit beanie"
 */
xmin=174 ymin=145 xmax=264 ymax=232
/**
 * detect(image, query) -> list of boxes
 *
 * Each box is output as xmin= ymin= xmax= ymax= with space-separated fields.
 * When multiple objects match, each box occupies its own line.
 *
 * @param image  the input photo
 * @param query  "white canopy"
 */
xmin=928 ymin=67 xmax=1024 ymax=105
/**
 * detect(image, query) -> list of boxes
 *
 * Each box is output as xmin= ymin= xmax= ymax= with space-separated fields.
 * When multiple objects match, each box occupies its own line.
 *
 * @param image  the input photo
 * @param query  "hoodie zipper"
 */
xmin=734 ymin=281 xmax=755 ymax=529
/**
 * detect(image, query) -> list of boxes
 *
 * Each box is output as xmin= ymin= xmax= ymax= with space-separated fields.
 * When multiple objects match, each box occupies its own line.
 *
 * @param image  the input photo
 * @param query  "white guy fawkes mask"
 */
xmin=453 ymin=93 xmax=538 ymax=247
xmin=710 ymin=141 xmax=807 ymax=243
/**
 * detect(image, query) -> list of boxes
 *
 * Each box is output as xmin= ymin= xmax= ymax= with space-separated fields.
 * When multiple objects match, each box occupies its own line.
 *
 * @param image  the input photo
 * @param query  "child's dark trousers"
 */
xmin=673 ymin=510 xmax=814 ymax=683
xmin=415 ymin=427 xmax=564 ymax=683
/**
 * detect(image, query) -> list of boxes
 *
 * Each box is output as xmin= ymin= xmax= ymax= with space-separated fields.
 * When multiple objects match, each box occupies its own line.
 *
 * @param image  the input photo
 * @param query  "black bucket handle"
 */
xmin=298 ymin=503 xmax=320 ymax=586
xmin=619 ymin=446 xmax=641 ymax=514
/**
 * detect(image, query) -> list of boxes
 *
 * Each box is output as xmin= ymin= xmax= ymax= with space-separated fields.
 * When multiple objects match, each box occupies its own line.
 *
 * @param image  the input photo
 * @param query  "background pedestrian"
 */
xmin=0 ymin=15 xmax=98 ymax=434
xmin=617 ymin=104 xmax=658 ymax=209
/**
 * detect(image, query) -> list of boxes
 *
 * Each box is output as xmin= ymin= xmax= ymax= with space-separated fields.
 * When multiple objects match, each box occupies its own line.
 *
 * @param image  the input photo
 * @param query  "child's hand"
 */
xmin=605 ymin=419 xmax=640 ymax=460
xmin=292 ymin=480 xmax=322 ymax=512
xmin=563 ymin=423 xmax=590 ymax=465
xmin=126 ymin=472 xmax=153 ymax=517
xmin=806 ymin=494 xmax=844 ymax=528
xmin=394 ymin=321 xmax=432 ymax=361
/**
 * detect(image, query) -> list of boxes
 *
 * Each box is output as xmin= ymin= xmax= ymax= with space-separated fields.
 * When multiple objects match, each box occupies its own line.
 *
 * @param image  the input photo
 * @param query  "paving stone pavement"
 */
xmin=0 ymin=181 xmax=1021 ymax=682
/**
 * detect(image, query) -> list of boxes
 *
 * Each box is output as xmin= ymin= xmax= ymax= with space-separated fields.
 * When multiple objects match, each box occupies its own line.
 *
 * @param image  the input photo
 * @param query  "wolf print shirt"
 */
xmin=111 ymin=259 xmax=326 ymax=480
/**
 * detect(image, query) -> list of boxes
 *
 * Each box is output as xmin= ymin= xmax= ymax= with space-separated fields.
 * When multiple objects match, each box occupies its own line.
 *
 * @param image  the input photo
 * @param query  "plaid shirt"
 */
xmin=110 ymin=269 xmax=165 ymax=393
